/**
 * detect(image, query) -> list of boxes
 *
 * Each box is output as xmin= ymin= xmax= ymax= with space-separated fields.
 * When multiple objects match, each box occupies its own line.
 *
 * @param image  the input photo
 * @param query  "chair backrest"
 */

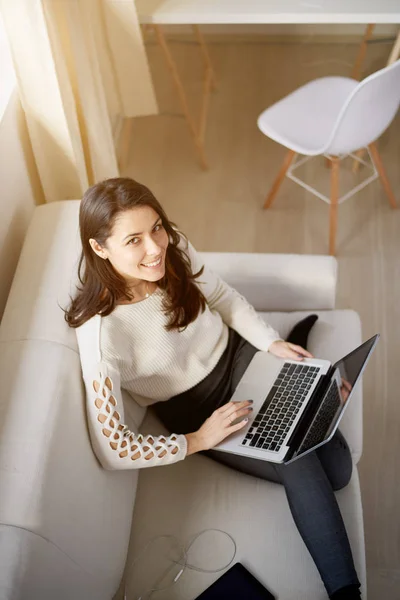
xmin=325 ymin=60 xmax=400 ymax=155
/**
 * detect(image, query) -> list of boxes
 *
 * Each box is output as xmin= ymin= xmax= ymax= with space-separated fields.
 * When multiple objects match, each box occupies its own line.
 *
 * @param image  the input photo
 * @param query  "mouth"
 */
xmin=141 ymin=255 xmax=163 ymax=269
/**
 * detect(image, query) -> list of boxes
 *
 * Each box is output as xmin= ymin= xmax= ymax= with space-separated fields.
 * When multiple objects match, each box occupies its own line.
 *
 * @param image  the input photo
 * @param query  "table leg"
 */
xmin=152 ymin=24 xmax=209 ymax=170
xmin=192 ymin=25 xmax=217 ymax=91
xmin=387 ymin=28 xmax=400 ymax=65
xmin=351 ymin=24 xmax=375 ymax=80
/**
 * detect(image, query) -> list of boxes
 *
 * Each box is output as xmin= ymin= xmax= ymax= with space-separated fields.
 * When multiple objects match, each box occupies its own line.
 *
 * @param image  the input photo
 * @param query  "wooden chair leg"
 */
xmin=152 ymin=24 xmax=209 ymax=170
xmin=369 ymin=143 xmax=397 ymax=209
xmin=329 ymin=157 xmax=340 ymax=256
xmin=192 ymin=25 xmax=217 ymax=91
xmin=352 ymin=148 xmax=365 ymax=174
xmin=263 ymin=150 xmax=296 ymax=209
xmin=350 ymin=24 xmax=375 ymax=173
xmin=351 ymin=24 xmax=375 ymax=80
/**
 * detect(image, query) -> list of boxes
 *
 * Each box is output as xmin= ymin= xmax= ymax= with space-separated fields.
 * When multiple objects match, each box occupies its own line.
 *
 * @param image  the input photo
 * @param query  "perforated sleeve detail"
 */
xmin=89 ymin=370 xmax=187 ymax=469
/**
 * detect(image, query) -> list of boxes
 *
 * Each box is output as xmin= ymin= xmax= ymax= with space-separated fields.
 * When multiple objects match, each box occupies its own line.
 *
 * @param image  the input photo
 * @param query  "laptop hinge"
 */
xmin=285 ymin=366 xmax=335 ymax=460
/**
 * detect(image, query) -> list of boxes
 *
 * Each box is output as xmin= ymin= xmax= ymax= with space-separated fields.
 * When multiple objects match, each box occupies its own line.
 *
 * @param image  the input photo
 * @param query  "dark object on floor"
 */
xmin=194 ymin=562 xmax=275 ymax=599
xmin=330 ymin=583 xmax=362 ymax=599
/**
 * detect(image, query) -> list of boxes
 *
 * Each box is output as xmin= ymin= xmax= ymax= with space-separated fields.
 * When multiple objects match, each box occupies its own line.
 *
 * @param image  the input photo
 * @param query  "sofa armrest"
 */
xmin=200 ymin=253 xmax=337 ymax=312
xmin=0 ymin=526 xmax=104 ymax=600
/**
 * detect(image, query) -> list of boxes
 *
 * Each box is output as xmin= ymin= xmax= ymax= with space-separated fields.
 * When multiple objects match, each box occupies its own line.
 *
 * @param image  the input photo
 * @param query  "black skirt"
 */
xmin=152 ymin=328 xmax=258 ymax=435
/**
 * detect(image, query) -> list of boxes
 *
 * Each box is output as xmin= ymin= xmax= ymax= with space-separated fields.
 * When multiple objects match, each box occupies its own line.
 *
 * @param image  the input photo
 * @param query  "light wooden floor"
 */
xmin=122 ymin=37 xmax=400 ymax=600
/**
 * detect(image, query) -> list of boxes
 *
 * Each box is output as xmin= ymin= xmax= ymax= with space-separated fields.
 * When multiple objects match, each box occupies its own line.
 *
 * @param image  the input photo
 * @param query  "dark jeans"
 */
xmin=153 ymin=328 xmax=360 ymax=597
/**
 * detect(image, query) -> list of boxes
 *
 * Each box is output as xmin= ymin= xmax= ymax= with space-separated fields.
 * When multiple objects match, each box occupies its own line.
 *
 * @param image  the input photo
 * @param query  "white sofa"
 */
xmin=0 ymin=200 xmax=366 ymax=600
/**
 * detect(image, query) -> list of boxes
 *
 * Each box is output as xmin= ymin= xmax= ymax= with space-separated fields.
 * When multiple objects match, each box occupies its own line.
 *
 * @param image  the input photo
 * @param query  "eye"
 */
xmin=153 ymin=223 xmax=163 ymax=232
xmin=127 ymin=237 xmax=140 ymax=245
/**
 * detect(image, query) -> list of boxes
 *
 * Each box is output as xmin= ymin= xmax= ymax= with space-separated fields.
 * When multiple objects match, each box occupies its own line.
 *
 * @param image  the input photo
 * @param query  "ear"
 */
xmin=89 ymin=238 xmax=108 ymax=260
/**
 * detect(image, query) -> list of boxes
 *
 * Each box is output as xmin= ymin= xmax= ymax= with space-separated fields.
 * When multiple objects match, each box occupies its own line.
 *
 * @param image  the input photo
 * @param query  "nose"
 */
xmin=143 ymin=235 xmax=161 ymax=257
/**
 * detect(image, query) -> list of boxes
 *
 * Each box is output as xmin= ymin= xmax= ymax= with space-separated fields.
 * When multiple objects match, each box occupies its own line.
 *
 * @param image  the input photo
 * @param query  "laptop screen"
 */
xmin=334 ymin=334 xmax=379 ymax=404
xmin=286 ymin=334 xmax=380 ymax=464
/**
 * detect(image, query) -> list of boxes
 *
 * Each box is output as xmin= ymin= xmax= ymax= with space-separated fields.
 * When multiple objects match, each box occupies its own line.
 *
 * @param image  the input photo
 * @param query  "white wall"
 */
xmin=0 ymin=91 xmax=42 ymax=320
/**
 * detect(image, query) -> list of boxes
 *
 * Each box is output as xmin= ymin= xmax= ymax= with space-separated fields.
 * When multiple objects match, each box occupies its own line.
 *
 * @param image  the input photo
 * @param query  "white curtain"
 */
xmin=0 ymin=0 xmax=158 ymax=202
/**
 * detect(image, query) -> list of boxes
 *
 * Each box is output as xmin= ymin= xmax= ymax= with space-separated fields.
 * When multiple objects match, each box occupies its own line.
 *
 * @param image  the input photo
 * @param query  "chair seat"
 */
xmin=258 ymin=77 xmax=358 ymax=155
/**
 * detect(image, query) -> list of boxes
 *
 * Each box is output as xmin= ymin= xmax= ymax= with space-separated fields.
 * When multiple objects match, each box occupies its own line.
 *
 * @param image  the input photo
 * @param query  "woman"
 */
xmin=66 ymin=177 xmax=361 ymax=599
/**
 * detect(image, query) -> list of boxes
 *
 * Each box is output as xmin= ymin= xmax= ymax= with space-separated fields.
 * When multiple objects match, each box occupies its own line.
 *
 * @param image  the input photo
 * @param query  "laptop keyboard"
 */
xmin=241 ymin=363 xmax=320 ymax=453
xmin=297 ymin=380 xmax=341 ymax=454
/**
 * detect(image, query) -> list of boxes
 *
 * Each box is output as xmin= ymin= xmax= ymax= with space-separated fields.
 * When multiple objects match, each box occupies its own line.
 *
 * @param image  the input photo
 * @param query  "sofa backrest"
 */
xmin=0 ymin=202 xmax=337 ymax=348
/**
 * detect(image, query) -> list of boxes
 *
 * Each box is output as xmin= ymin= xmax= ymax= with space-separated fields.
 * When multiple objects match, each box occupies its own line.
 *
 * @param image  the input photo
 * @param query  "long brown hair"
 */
xmin=65 ymin=177 xmax=206 ymax=329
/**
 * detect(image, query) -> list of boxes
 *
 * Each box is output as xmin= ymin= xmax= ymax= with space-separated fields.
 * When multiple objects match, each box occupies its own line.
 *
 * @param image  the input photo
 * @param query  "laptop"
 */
xmin=213 ymin=334 xmax=379 ymax=464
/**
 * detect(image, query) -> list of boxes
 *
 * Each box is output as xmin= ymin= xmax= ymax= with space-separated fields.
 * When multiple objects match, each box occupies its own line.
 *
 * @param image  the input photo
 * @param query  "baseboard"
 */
xmin=143 ymin=30 xmax=398 ymax=46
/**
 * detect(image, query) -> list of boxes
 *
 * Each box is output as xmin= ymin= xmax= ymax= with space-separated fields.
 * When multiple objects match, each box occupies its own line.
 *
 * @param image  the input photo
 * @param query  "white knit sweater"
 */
xmin=76 ymin=239 xmax=281 ymax=471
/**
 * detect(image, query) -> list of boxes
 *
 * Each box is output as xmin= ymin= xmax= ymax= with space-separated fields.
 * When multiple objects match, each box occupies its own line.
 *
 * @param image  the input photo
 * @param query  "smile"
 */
xmin=141 ymin=256 xmax=162 ymax=268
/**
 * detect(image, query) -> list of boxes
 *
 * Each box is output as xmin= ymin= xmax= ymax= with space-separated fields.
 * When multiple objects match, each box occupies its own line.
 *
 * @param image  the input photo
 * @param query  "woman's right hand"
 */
xmin=185 ymin=400 xmax=253 ymax=455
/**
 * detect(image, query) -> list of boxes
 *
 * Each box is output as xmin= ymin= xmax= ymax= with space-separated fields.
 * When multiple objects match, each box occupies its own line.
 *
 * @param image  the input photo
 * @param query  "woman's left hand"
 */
xmin=269 ymin=340 xmax=314 ymax=361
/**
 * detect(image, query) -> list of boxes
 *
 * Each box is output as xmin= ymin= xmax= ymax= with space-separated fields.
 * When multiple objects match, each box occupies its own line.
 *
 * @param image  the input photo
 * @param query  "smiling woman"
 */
xmin=66 ymin=177 xmax=361 ymax=600
xmin=65 ymin=177 xmax=206 ymax=329
xmin=89 ymin=208 xmax=169 ymax=302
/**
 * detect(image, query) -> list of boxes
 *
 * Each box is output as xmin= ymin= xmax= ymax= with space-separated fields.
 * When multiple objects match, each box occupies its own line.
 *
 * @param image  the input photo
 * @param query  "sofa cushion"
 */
xmin=201 ymin=252 xmax=337 ymax=311
xmin=124 ymin=451 xmax=366 ymax=600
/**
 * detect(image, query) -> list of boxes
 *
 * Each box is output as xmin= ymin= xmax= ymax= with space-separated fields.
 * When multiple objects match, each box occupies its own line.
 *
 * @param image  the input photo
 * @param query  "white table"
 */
xmin=137 ymin=0 xmax=400 ymax=25
xmin=134 ymin=0 xmax=400 ymax=169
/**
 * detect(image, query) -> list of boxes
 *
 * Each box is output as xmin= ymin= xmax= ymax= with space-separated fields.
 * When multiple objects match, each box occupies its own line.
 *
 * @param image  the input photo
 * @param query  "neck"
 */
xmin=118 ymin=280 xmax=155 ymax=305
xmin=128 ymin=280 xmax=149 ymax=297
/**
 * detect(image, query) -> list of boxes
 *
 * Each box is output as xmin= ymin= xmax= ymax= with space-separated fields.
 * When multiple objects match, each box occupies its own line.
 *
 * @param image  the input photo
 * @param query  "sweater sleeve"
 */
xmin=84 ymin=361 xmax=187 ymax=470
xmin=76 ymin=320 xmax=187 ymax=470
xmin=183 ymin=237 xmax=283 ymax=352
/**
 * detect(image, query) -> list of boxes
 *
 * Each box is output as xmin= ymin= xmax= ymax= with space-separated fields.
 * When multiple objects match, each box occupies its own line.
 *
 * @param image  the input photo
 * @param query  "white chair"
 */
xmin=258 ymin=60 xmax=400 ymax=255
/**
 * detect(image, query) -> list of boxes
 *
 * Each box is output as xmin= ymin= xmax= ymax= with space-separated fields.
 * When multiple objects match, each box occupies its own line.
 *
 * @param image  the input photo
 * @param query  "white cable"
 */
xmin=0 ymin=522 xmax=94 ymax=577
xmin=124 ymin=528 xmax=237 ymax=600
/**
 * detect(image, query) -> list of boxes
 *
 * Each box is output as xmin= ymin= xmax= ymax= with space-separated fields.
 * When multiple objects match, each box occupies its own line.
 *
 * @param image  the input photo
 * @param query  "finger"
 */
xmin=219 ymin=400 xmax=252 ymax=414
xmin=288 ymin=343 xmax=314 ymax=358
xmin=289 ymin=344 xmax=311 ymax=356
xmin=224 ymin=406 xmax=253 ymax=425
xmin=235 ymin=406 xmax=254 ymax=419
xmin=342 ymin=379 xmax=352 ymax=391
xmin=283 ymin=348 xmax=305 ymax=360
xmin=218 ymin=400 xmax=238 ymax=414
xmin=230 ymin=417 xmax=249 ymax=431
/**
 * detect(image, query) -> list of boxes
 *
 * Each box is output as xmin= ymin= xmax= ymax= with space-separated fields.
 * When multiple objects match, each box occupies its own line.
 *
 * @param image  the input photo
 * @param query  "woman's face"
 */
xmin=90 ymin=206 xmax=169 ymax=285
